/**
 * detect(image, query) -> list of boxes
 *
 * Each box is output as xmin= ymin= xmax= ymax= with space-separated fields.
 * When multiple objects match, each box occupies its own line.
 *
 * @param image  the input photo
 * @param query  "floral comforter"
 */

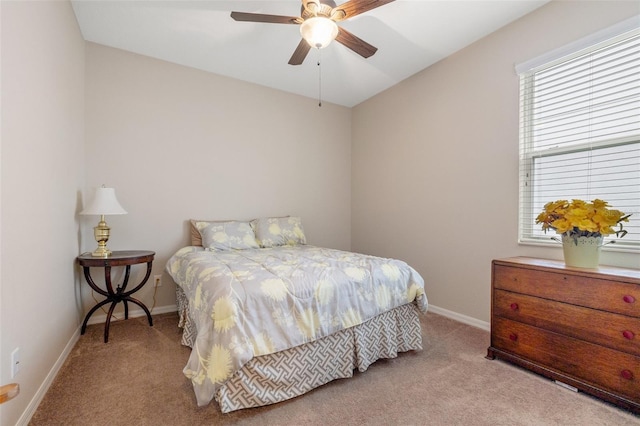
xmin=166 ymin=245 xmax=428 ymax=407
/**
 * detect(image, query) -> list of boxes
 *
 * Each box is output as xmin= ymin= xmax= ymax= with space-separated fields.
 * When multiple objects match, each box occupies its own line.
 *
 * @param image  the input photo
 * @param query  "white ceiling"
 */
xmin=71 ymin=0 xmax=550 ymax=107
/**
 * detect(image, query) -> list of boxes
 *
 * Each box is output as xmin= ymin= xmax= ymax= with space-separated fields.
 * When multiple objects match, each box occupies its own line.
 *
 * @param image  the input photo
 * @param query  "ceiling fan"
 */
xmin=230 ymin=0 xmax=395 ymax=65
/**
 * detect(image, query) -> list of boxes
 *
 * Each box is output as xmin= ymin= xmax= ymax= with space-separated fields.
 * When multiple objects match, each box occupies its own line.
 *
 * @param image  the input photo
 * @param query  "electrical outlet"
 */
xmin=153 ymin=274 xmax=162 ymax=287
xmin=11 ymin=347 xmax=20 ymax=378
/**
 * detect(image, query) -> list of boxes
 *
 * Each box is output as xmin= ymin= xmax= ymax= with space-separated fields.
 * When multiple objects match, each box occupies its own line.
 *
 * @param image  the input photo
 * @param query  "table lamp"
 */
xmin=80 ymin=186 xmax=127 ymax=257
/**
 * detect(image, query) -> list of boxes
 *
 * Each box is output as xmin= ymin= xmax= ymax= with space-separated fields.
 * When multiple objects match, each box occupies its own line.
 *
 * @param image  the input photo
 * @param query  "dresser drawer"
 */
xmin=493 ymin=264 xmax=640 ymax=317
xmin=493 ymin=317 xmax=640 ymax=402
xmin=494 ymin=289 xmax=640 ymax=356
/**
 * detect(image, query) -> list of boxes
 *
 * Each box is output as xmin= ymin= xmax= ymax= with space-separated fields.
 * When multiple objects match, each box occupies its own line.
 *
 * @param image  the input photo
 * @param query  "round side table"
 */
xmin=77 ymin=250 xmax=155 ymax=343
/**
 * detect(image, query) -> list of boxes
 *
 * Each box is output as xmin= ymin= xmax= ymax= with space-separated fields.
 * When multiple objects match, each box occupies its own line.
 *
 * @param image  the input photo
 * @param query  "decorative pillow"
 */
xmin=252 ymin=216 xmax=307 ymax=248
xmin=190 ymin=219 xmax=233 ymax=246
xmin=195 ymin=220 xmax=259 ymax=251
xmin=189 ymin=219 xmax=206 ymax=246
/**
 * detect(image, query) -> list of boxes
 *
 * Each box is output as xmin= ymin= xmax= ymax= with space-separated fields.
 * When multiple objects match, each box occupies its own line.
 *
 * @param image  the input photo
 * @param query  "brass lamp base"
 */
xmin=92 ymin=215 xmax=112 ymax=257
xmin=91 ymin=245 xmax=112 ymax=258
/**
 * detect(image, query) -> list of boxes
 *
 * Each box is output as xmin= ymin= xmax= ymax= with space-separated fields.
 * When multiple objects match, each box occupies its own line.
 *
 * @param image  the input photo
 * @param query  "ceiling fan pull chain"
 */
xmin=318 ymin=49 xmax=322 ymax=107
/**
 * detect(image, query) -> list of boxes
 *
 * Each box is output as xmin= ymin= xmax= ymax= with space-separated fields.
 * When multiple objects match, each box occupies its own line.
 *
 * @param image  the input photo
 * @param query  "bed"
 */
xmin=166 ymin=217 xmax=428 ymax=413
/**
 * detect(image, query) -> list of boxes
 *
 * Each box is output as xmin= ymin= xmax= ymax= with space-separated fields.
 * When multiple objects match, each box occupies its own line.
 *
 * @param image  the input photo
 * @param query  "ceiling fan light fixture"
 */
xmin=300 ymin=17 xmax=338 ymax=49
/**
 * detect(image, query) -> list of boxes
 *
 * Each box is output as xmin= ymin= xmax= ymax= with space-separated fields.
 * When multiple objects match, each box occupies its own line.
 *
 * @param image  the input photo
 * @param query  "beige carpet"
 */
xmin=29 ymin=311 xmax=639 ymax=426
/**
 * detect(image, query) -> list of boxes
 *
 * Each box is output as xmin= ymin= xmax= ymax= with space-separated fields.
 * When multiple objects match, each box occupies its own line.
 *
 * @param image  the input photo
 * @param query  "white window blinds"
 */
xmin=518 ymin=24 xmax=640 ymax=251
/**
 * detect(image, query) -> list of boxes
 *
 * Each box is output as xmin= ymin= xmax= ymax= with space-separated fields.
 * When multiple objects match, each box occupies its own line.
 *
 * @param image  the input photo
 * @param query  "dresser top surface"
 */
xmin=494 ymin=257 xmax=640 ymax=283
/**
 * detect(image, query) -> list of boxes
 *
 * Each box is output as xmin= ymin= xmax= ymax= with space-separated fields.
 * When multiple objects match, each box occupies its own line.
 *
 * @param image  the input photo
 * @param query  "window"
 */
xmin=518 ymin=20 xmax=640 ymax=251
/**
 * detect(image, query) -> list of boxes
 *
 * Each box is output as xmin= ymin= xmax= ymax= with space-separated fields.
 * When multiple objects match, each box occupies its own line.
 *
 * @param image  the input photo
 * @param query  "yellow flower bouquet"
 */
xmin=536 ymin=199 xmax=631 ymax=244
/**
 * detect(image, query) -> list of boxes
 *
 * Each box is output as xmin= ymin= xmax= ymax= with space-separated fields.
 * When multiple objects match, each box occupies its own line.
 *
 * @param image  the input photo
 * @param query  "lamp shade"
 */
xmin=80 ymin=187 xmax=127 ymax=216
xmin=300 ymin=17 xmax=339 ymax=49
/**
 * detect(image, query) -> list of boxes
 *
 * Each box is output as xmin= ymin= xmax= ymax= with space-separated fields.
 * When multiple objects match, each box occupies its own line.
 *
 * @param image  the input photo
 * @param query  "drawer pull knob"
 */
xmin=622 ymin=330 xmax=635 ymax=340
xmin=621 ymin=370 xmax=634 ymax=380
xmin=509 ymin=333 xmax=518 ymax=342
xmin=623 ymin=295 xmax=636 ymax=304
xmin=510 ymin=303 xmax=519 ymax=311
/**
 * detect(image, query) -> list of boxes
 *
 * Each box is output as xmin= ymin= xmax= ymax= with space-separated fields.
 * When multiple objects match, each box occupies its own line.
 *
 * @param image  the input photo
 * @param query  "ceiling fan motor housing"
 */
xmin=302 ymin=1 xmax=341 ymax=20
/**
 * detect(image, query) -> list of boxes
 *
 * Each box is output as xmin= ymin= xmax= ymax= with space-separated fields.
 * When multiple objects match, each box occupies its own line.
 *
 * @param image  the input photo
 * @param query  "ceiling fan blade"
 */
xmin=335 ymin=27 xmax=377 ymax=58
xmin=288 ymin=39 xmax=312 ymax=65
xmin=230 ymin=11 xmax=301 ymax=24
xmin=331 ymin=0 xmax=395 ymax=21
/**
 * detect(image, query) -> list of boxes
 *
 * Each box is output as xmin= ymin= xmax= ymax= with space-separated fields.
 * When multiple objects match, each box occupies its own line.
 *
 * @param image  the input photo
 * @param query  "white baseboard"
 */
xmin=17 ymin=304 xmax=178 ymax=425
xmin=85 ymin=304 xmax=178 ymax=325
xmin=16 ymin=327 xmax=80 ymax=426
xmin=428 ymin=304 xmax=490 ymax=332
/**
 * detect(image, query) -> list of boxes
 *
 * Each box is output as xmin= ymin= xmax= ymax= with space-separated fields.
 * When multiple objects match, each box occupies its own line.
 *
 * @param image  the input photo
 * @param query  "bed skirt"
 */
xmin=176 ymin=287 xmax=423 ymax=413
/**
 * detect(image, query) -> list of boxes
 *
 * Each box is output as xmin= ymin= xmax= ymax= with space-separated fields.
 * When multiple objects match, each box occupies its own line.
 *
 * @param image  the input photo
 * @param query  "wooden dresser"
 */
xmin=486 ymin=257 xmax=640 ymax=413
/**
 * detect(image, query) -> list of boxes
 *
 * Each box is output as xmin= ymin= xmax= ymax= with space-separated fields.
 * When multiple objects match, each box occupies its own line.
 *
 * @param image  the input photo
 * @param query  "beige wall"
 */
xmin=351 ymin=1 xmax=640 ymax=323
xmin=1 ymin=1 xmax=85 ymax=424
xmin=82 ymin=43 xmax=352 ymax=316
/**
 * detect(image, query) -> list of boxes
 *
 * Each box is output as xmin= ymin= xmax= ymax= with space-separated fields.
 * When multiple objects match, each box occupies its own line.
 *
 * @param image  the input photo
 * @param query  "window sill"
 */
xmin=518 ymin=238 xmax=640 ymax=254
